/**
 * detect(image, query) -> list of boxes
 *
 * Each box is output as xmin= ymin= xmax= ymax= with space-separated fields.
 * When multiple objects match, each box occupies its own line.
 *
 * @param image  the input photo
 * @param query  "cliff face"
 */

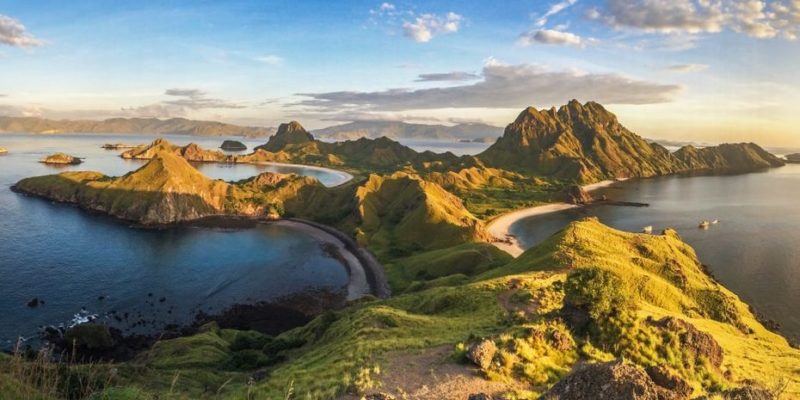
xmin=479 ymin=100 xmax=784 ymax=182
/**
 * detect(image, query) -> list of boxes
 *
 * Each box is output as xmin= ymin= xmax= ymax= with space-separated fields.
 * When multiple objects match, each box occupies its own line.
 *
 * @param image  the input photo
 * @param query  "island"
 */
xmin=101 ymin=143 xmax=139 ymax=150
xmin=785 ymin=153 xmax=800 ymax=163
xmin=40 ymin=152 xmax=83 ymax=165
xmin=220 ymin=140 xmax=248 ymax=151
xmin=8 ymin=100 xmax=798 ymax=399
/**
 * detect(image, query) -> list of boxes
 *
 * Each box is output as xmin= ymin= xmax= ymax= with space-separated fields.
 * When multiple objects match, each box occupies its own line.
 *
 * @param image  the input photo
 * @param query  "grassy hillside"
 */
xmin=7 ymin=219 xmax=794 ymax=399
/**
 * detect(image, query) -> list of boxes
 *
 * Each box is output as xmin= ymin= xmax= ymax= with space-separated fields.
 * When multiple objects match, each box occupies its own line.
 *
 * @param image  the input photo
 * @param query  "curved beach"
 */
xmin=243 ymin=161 xmax=354 ymax=187
xmin=271 ymin=219 xmax=389 ymax=300
xmin=487 ymin=179 xmax=619 ymax=257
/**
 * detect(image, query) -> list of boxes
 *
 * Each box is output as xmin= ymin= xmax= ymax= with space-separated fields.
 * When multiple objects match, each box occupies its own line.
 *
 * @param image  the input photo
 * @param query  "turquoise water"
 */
xmin=512 ymin=165 xmax=800 ymax=339
xmin=0 ymin=133 xmax=350 ymax=347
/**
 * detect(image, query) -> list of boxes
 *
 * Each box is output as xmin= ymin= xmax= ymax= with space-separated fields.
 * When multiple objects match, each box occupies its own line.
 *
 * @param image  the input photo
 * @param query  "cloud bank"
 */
xmin=294 ymin=62 xmax=681 ymax=114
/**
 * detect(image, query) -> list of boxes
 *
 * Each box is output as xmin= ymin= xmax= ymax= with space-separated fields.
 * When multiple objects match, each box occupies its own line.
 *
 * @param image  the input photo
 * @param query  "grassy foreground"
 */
xmin=3 ymin=218 xmax=797 ymax=399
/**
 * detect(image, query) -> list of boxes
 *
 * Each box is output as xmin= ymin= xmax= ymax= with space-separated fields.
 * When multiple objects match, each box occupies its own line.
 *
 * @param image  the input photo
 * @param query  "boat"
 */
xmin=642 ymin=226 xmax=653 ymax=234
xmin=699 ymin=221 xmax=711 ymax=229
xmin=711 ymin=219 xmax=720 ymax=224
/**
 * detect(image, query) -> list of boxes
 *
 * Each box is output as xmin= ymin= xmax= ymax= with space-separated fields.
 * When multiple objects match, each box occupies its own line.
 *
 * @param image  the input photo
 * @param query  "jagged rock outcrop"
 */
xmin=220 ymin=140 xmax=247 ymax=151
xmin=41 ymin=153 xmax=82 ymax=165
xmin=256 ymin=121 xmax=315 ymax=152
xmin=543 ymin=360 xmax=685 ymax=400
xmin=563 ymin=184 xmax=592 ymax=204
xmin=479 ymin=100 xmax=678 ymax=182
xmin=479 ymin=100 xmax=784 ymax=183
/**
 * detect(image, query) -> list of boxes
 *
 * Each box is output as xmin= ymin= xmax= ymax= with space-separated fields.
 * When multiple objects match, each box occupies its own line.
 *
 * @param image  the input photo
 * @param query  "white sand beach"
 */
xmin=486 ymin=179 xmax=623 ymax=257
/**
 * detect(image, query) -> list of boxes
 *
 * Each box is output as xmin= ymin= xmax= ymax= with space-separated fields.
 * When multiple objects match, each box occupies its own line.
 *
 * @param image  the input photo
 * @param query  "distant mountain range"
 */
xmin=313 ymin=120 xmax=503 ymax=141
xmin=0 ymin=116 xmax=275 ymax=138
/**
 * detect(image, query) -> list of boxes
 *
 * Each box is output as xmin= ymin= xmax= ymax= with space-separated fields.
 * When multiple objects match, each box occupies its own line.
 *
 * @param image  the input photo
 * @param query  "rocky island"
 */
xmin=40 ymin=152 xmax=83 ymax=165
xmin=785 ymin=153 xmax=800 ymax=163
xmin=219 ymin=139 xmax=247 ymax=151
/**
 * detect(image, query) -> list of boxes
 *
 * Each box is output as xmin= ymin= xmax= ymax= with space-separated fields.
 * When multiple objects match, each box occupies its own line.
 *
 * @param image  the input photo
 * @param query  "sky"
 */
xmin=0 ymin=0 xmax=799 ymax=146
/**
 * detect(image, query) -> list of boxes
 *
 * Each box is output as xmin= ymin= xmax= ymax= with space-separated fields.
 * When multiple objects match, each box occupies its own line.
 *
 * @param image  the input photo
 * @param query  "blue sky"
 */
xmin=1 ymin=0 xmax=799 ymax=146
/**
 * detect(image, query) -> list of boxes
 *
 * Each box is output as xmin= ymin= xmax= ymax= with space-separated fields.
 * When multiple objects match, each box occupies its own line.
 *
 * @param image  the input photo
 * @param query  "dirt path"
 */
xmin=338 ymin=345 xmax=526 ymax=400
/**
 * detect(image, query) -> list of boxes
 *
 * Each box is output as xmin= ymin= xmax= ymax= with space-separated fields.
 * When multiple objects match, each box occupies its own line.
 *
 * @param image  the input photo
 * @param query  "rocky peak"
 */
xmin=258 ymin=121 xmax=315 ymax=152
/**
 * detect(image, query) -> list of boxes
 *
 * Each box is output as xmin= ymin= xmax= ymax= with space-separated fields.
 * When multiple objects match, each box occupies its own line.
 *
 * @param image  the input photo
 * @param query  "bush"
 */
xmin=564 ymin=268 xmax=635 ymax=322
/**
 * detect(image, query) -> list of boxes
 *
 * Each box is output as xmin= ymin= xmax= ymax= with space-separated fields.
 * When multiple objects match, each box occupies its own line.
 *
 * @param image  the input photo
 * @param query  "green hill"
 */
xmin=14 ymin=219 xmax=793 ymax=399
xmin=479 ymin=100 xmax=784 ymax=183
xmin=14 ymin=151 xmax=320 ymax=224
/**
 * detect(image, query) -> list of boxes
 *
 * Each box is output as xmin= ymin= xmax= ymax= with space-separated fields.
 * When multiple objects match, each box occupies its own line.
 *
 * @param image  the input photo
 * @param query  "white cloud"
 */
xmin=518 ymin=29 xmax=594 ymax=47
xmin=255 ymin=54 xmax=284 ymax=65
xmin=294 ymin=61 xmax=682 ymax=114
xmin=534 ymin=0 xmax=578 ymax=27
xmin=402 ymin=12 xmax=463 ymax=43
xmin=588 ymin=0 xmax=800 ymax=40
xmin=0 ymin=14 xmax=43 ymax=47
xmin=666 ymin=63 xmax=710 ymax=72
xmin=162 ymin=88 xmax=245 ymax=110
xmin=379 ymin=3 xmax=395 ymax=12
xmin=415 ymin=71 xmax=481 ymax=82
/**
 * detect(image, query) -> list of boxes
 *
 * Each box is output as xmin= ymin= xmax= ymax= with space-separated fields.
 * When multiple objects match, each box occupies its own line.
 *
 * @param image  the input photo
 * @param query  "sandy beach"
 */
xmin=486 ymin=179 xmax=621 ymax=257
xmin=272 ymin=219 xmax=373 ymax=300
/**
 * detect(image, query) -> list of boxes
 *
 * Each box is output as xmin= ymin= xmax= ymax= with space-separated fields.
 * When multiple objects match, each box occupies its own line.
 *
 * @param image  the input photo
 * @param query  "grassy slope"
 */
xmin=13 ymin=218 xmax=791 ymax=399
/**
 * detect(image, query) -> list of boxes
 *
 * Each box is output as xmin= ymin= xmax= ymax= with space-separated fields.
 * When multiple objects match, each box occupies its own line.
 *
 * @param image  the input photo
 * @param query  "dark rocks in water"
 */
xmin=543 ymin=359 xmax=686 ymax=400
xmin=98 ymin=295 xmax=106 ymax=301
xmin=564 ymin=184 xmax=592 ymax=205
xmin=64 ymin=324 xmax=114 ymax=351
xmin=220 ymin=140 xmax=247 ymax=151
xmin=159 ymin=297 xmax=166 ymax=303
xmin=467 ymin=339 xmax=497 ymax=370
xmin=27 ymin=297 xmax=40 ymax=308
xmin=41 ymin=152 xmax=83 ymax=165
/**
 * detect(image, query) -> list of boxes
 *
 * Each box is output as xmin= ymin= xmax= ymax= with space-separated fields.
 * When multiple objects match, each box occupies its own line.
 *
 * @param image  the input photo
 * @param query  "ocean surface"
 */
xmin=0 ymin=133 xmax=350 ymax=348
xmin=511 ymin=165 xmax=800 ymax=339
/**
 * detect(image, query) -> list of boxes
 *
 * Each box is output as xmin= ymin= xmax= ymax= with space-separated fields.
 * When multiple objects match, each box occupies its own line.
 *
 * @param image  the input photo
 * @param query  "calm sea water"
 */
xmin=512 ymin=165 xmax=800 ymax=339
xmin=0 ymin=133 xmax=349 ymax=347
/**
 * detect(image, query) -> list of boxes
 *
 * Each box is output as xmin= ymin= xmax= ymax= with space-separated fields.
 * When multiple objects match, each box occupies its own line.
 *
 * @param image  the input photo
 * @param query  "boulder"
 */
xmin=543 ymin=360 xmax=684 ymax=400
xmin=652 ymin=317 xmax=724 ymax=368
xmin=564 ymin=184 xmax=593 ymax=205
xmin=645 ymin=366 xmax=692 ymax=398
xmin=467 ymin=339 xmax=497 ymax=370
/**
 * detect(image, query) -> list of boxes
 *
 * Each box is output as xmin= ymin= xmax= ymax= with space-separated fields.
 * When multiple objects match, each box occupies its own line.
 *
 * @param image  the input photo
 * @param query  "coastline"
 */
xmin=271 ymin=218 xmax=390 ymax=300
xmin=247 ymin=161 xmax=354 ymax=187
xmin=486 ymin=179 xmax=620 ymax=257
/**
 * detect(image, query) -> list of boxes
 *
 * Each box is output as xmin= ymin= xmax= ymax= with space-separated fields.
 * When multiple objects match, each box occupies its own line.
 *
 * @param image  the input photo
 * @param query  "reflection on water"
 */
xmin=512 ymin=166 xmax=800 ymax=338
xmin=0 ymin=133 xmax=349 ymax=346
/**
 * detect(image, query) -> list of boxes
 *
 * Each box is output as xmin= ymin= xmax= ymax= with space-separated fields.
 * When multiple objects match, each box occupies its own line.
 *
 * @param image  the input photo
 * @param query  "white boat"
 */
xmin=699 ymin=221 xmax=711 ymax=229
xmin=711 ymin=219 xmax=719 ymax=224
xmin=642 ymin=226 xmax=653 ymax=234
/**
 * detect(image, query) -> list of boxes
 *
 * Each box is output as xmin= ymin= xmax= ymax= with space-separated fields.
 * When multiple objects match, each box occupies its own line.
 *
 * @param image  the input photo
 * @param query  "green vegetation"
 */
xmin=5 ymin=219 xmax=796 ymax=399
